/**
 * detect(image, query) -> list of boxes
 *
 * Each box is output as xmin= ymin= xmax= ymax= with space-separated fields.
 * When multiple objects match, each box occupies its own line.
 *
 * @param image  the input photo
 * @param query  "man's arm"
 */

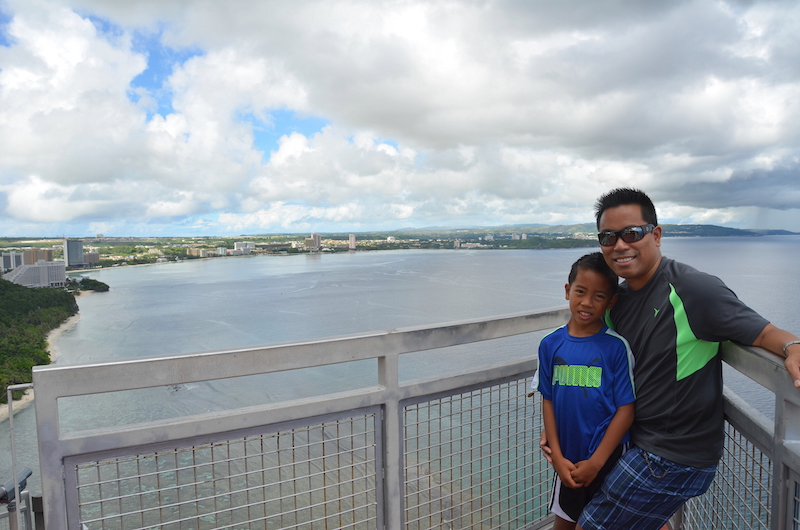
xmin=571 ymin=402 xmax=634 ymax=487
xmin=751 ymin=323 xmax=800 ymax=388
xmin=541 ymin=398 xmax=579 ymax=488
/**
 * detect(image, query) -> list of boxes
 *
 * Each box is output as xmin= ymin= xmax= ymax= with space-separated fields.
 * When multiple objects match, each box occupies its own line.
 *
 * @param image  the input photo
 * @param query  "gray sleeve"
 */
xmin=679 ymin=268 xmax=769 ymax=345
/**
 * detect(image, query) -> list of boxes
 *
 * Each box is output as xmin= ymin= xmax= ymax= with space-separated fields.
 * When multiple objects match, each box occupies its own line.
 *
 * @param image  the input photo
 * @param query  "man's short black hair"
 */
xmin=594 ymin=187 xmax=658 ymax=229
xmin=568 ymin=252 xmax=619 ymax=295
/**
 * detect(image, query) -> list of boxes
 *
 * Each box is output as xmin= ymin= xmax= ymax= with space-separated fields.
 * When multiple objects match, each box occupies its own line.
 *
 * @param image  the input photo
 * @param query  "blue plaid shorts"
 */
xmin=578 ymin=446 xmax=716 ymax=530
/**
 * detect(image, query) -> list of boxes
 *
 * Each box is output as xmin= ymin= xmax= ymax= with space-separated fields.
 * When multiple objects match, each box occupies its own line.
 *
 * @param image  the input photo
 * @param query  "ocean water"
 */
xmin=2 ymin=236 xmax=799 ymax=493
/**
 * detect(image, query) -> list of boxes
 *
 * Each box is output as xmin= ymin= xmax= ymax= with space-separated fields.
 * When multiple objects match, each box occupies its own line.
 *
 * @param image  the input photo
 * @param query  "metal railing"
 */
xmin=680 ymin=342 xmax=800 ymax=530
xmin=3 ymin=384 xmax=34 ymax=530
xmin=5 ymin=306 xmax=800 ymax=529
xmin=30 ymin=307 xmax=568 ymax=530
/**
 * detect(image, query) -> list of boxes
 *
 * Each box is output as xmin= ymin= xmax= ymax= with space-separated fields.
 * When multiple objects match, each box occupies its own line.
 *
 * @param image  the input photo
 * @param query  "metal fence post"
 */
xmin=6 ymin=384 xmax=34 ymax=530
xmin=379 ymin=353 xmax=403 ymax=530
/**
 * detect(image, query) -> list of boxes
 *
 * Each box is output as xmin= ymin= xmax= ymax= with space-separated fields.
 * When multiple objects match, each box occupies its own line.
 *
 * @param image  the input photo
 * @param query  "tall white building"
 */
xmin=2 ymin=251 xmax=23 ymax=271
xmin=349 ymin=234 xmax=356 ymax=250
xmin=234 ymin=242 xmax=255 ymax=254
xmin=2 ymin=260 xmax=66 ymax=288
xmin=304 ymin=233 xmax=322 ymax=251
xmin=64 ymin=239 xmax=84 ymax=266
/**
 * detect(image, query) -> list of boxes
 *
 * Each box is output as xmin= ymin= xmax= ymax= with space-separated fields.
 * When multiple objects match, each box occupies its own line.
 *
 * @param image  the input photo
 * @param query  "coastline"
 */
xmin=47 ymin=290 xmax=90 ymax=364
xmin=0 ymin=292 xmax=87 ymax=421
xmin=0 ymin=388 xmax=34 ymax=421
xmin=46 ymin=310 xmax=83 ymax=364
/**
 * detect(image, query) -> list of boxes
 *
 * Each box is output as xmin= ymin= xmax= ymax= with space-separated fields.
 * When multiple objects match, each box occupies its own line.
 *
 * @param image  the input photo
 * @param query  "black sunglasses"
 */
xmin=597 ymin=224 xmax=655 ymax=247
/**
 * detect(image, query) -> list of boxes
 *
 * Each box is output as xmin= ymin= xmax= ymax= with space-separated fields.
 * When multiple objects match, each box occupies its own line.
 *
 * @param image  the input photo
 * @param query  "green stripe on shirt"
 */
xmin=669 ymin=283 xmax=719 ymax=380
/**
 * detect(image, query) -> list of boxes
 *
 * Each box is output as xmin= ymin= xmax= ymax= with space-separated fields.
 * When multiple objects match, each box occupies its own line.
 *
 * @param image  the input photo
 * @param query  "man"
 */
xmin=571 ymin=188 xmax=800 ymax=530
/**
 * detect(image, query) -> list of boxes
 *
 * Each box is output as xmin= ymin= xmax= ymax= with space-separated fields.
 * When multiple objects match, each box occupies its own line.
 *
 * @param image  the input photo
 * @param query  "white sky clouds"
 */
xmin=1 ymin=0 xmax=800 ymax=235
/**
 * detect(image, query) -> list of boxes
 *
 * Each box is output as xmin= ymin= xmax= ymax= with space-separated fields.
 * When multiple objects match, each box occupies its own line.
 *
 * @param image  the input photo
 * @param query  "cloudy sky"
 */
xmin=1 ymin=0 xmax=800 ymax=237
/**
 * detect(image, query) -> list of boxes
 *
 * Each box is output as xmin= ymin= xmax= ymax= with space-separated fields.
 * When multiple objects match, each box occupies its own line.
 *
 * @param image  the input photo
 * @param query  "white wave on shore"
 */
xmin=45 ymin=312 xmax=81 ymax=364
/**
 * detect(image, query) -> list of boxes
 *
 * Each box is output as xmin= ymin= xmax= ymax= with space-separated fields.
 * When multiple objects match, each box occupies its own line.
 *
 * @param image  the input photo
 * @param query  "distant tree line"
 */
xmin=500 ymin=237 xmax=598 ymax=250
xmin=0 ymin=278 xmax=78 ymax=403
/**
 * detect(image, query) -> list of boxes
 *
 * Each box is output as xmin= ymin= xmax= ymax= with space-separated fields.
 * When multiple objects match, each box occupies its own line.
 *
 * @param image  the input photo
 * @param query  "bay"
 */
xmin=2 ymin=236 xmax=799 ymax=493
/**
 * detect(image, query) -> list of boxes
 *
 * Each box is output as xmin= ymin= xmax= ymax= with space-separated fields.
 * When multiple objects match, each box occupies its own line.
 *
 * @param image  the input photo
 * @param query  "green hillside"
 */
xmin=0 ymin=278 xmax=78 ymax=403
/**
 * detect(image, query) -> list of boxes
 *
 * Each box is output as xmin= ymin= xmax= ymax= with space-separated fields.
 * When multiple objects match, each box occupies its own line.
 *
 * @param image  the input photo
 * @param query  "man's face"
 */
xmin=598 ymin=204 xmax=662 ymax=290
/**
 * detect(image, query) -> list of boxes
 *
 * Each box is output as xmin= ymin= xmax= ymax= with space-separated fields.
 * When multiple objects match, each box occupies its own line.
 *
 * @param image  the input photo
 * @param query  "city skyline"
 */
xmin=2 ymin=1 xmax=800 ymax=237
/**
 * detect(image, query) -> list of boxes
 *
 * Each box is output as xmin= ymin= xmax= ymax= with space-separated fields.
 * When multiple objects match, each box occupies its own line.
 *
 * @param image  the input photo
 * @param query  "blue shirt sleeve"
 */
xmin=609 ymin=334 xmax=636 ymax=407
xmin=537 ymin=334 xmax=554 ymax=401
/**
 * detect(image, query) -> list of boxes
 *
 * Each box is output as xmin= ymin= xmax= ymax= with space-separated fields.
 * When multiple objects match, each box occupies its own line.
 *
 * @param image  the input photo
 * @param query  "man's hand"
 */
xmin=540 ymin=431 xmax=553 ymax=463
xmin=752 ymin=324 xmax=800 ymax=388
xmin=785 ymin=349 xmax=800 ymax=388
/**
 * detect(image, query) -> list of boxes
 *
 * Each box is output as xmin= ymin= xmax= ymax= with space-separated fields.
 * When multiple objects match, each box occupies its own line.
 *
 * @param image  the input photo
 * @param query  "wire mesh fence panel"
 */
xmin=683 ymin=421 xmax=772 ymax=530
xmin=403 ymin=377 xmax=551 ymax=530
xmin=68 ymin=413 xmax=378 ymax=530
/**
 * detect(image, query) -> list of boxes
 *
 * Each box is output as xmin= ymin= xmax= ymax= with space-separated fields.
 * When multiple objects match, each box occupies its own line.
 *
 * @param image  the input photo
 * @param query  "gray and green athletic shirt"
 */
xmin=606 ymin=258 xmax=768 ymax=468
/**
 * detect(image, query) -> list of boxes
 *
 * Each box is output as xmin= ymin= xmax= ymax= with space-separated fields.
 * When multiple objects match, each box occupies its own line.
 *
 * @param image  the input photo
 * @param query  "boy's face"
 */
xmin=564 ymin=267 xmax=617 ymax=336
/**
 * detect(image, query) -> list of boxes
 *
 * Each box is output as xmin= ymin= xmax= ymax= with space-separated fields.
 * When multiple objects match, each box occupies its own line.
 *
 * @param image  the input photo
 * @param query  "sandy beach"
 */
xmin=45 ymin=311 xmax=82 ymax=364
xmin=0 ymin=292 xmax=88 ymax=421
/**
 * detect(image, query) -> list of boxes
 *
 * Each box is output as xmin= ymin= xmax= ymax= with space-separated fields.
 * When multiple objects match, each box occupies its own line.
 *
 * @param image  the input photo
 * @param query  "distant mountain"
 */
xmin=743 ymin=229 xmax=798 ymax=236
xmin=657 ymin=224 xmax=797 ymax=237
xmin=398 ymin=223 xmax=797 ymax=238
xmin=372 ymin=223 xmax=798 ymax=239
xmin=20 ymin=223 xmax=792 ymax=241
xmin=326 ymin=223 xmax=800 ymax=240
xmin=660 ymin=224 xmax=758 ymax=237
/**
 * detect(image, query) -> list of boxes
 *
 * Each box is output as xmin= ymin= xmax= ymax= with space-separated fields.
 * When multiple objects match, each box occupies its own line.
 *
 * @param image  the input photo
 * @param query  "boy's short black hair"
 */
xmin=568 ymin=252 xmax=619 ymax=295
xmin=594 ymin=187 xmax=658 ymax=229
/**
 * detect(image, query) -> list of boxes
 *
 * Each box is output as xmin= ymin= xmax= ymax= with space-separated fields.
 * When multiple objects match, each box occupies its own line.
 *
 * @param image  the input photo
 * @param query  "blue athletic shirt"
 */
xmin=537 ymin=324 xmax=636 ymax=463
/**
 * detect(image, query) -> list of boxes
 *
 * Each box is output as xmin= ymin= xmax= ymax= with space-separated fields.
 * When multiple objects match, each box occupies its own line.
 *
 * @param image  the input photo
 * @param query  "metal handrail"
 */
xmin=8 ymin=308 xmax=800 ymax=530
xmin=31 ymin=306 xmax=570 ymax=529
xmin=716 ymin=342 xmax=800 ymax=530
xmin=4 ymin=384 xmax=33 ymax=530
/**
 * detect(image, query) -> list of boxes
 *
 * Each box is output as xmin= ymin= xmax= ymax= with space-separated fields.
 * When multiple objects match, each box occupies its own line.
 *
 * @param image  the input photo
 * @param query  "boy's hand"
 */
xmin=554 ymin=457 xmax=580 ymax=489
xmin=540 ymin=431 xmax=553 ymax=463
xmin=570 ymin=458 xmax=602 ymax=487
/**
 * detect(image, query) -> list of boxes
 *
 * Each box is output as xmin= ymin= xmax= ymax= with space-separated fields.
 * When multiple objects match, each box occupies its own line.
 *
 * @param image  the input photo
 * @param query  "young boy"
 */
xmin=535 ymin=252 xmax=635 ymax=529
